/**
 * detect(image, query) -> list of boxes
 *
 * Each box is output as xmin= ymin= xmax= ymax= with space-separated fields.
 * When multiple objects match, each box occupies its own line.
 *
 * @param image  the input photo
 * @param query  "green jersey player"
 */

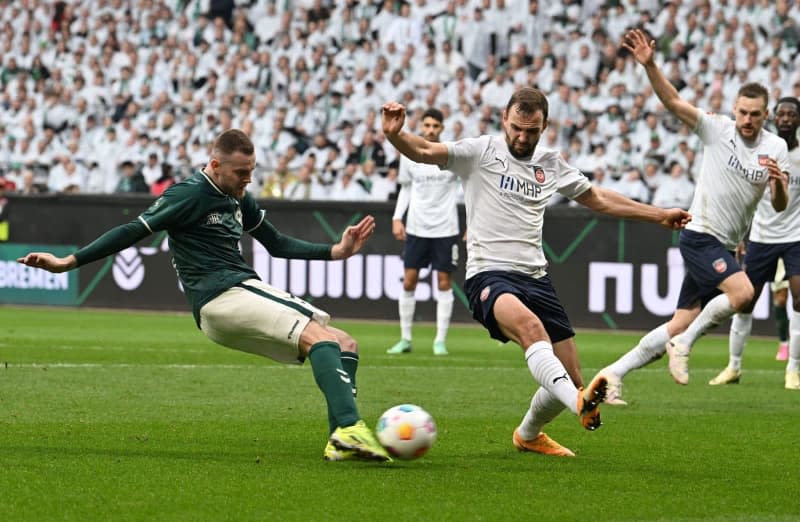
xmin=16 ymin=129 xmax=390 ymax=462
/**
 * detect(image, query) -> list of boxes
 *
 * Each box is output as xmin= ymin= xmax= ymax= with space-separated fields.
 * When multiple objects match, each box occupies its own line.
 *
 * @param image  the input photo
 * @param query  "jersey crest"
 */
xmin=533 ymin=165 xmax=546 ymax=183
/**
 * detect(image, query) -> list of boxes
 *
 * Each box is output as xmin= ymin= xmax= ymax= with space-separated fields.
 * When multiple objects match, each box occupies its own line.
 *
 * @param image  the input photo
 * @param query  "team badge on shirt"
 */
xmin=712 ymin=258 xmax=727 ymax=273
xmin=533 ymin=166 xmax=546 ymax=183
xmin=758 ymin=154 xmax=769 ymax=166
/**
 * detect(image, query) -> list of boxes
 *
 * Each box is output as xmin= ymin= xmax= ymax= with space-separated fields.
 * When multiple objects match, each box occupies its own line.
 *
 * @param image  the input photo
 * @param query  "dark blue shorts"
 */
xmin=464 ymin=270 xmax=575 ymax=344
xmin=676 ymin=229 xmax=741 ymax=309
xmin=743 ymin=240 xmax=800 ymax=286
xmin=403 ymin=234 xmax=459 ymax=273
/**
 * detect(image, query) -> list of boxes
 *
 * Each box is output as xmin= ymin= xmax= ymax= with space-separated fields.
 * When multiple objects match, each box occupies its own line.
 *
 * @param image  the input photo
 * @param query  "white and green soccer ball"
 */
xmin=376 ymin=404 xmax=437 ymax=460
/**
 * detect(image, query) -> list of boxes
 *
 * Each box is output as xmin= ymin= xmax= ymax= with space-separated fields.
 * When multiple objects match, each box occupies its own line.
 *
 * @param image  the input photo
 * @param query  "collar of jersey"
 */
xmin=199 ymin=169 xmax=226 ymax=196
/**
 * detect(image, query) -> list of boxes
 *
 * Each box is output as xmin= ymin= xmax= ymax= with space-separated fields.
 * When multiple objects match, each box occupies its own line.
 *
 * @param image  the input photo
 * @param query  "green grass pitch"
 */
xmin=1 ymin=306 xmax=797 ymax=521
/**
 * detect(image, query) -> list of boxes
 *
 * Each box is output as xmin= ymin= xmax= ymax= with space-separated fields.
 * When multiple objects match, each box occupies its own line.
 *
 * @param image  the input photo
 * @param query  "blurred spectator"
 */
xmin=115 ymin=160 xmax=149 ymax=194
xmin=651 ymin=162 xmax=695 ymax=209
xmin=284 ymin=161 xmax=329 ymax=200
xmin=0 ymin=0 xmax=791 ymax=207
xmin=614 ymin=167 xmax=651 ymax=203
xmin=151 ymin=164 xmax=177 ymax=197
xmin=347 ymin=129 xmax=386 ymax=167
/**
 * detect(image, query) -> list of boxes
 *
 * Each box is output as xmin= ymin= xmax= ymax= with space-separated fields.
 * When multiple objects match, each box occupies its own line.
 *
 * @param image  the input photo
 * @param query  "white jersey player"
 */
xmin=601 ymin=29 xmax=789 ymax=404
xmin=711 ymin=97 xmax=800 ymax=390
xmin=382 ymin=87 xmax=690 ymax=457
xmin=387 ymin=108 xmax=461 ymax=356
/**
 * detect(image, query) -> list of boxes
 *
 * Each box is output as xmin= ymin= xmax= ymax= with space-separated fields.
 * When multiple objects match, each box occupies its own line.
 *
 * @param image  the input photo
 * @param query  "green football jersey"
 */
xmin=139 ymin=170 xmax=262 ymax=324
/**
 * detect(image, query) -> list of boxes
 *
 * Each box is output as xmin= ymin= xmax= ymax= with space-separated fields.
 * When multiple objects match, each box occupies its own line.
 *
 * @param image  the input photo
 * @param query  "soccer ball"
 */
xmin=376 ymin=404 xmax=437 ymax=460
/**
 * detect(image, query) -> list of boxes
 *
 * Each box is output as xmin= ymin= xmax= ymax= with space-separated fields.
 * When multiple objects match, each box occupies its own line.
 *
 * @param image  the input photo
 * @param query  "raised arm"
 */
xmin=574 ymin=185 xmax=692 ymax=230
xmin=767 ymin=158 xmax=789 ymax=212
xmin=623 ymin=29 xmax=699 ymax=129
xmin=382 ymin=102 xmax=449 ymax=166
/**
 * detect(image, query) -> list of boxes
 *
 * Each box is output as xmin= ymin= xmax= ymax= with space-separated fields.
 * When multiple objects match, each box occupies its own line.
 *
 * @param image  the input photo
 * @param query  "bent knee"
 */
xmin=729 ymin=288 xmax=755 ymax=311
xmin=338 ymin=333 xmax=358 ymax=353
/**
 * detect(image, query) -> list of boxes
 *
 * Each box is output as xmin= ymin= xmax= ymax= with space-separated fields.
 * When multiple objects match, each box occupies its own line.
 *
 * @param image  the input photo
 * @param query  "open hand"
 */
xmin=331 ymin=215 xmax=376 ymax=259
xmin=381 ymin=102 xmax=407 ymax=137
xmin=17 ymin=252 xmax=77 ymax=273
xmin=622 ymin=29 xmax=656 ymax=66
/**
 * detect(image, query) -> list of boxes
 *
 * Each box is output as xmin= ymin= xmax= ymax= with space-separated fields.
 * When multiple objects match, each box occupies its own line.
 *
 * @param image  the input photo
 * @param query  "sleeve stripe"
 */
xmin=245 ymin=210 xmax=266 ymax=233
xmin=138 ymin=216 xmax=154 ymax=234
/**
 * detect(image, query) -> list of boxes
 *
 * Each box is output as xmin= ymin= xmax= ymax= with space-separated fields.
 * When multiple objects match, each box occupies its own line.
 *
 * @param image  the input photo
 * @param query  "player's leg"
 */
xmin=510 ymin=329 xmax=599 ymax=453
xmin=712 ymin=243 xmax=777 ymax=384
xmin=330 ymin=326 xmax=359 ymax=398
xmin=773 ymin=258 xmax=790 ymax=361
xmin=198 ymin=280 xmax=388 ymax=461
xmin=433 ymin=270 xmax=453 ymax=355
xmin=672 ymin=272 xmax=752 ymax=349
xmin=513 ymin=387 xmax=574 ymax=457
xmin=431 ymin=235 xmax=458 ymax=355
xmin=300 ymin=321 xmax=390 ymax=461
xmin=603 ymin=308 xmax=699 ymax=403
xmin=602 ymin=267 xmax=703 ymax=401
xmin=490 ymin=276 xmax=606 ymax=429
xmin=318 ymin=326 xmax=360 ymax=438
xmin=666 ymin=231 xmax=751 ymax=384
xmin=388 ymin=234 xmax=426 ymax=354
xmin=783 ymin=249 xmax=800 ymax=389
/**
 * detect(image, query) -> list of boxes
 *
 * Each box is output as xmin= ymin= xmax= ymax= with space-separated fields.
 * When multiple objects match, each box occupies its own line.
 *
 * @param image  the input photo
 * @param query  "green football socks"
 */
xmin=308 ymin=341 xmax=360 ymax=432
xmin=775 ymin=303 xmax=789 ymax=342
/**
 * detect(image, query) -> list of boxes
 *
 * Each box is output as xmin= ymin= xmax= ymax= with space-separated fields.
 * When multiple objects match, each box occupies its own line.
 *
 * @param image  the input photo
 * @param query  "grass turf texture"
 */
xmin=1 ymin=306 xmax=797 ymax=521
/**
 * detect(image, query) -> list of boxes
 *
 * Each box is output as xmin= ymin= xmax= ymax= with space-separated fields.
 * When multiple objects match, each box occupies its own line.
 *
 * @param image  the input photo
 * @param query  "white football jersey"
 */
xmin=444 ymin=135 xmax=592 ymax=279
xmin=749 ymin=145 xmax=800 ymax=243
xmin=395 ymin=156 xmax=460 ymax=237
xmin=687 ymin=110 xmax=789 ymax=250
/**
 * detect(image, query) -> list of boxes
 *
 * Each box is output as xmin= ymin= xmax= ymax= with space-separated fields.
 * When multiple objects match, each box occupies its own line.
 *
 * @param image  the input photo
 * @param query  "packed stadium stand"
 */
xmin=0 ymin=0 xmax=798 ymax=206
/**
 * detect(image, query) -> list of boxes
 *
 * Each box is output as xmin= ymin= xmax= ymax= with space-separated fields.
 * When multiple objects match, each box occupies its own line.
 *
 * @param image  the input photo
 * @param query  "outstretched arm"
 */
xmin=574 ymin=186 xmax=692 ymax=230
xmin=623 ymin=29 xmax=699 ymax=129
xmin=382 ymin=102 xmax=449 ymax=166
xmin=250 ymin=215 xmax=376 ymax=260
xmin=17 ymin=220 xmax=151 ymax=273
xmin=17 ymin=252 xmax=77 ymax=273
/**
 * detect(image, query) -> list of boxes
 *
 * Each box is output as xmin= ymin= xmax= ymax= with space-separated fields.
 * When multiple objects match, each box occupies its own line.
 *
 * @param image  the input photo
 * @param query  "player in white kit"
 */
xmin=387 ymin=108 xmax=461 ymax=356
xmin=381 ymin=88 xmax=691 ymax=457
xmin=601 ymin=29 xmax=789 ymax=404
xmin=709 ymin=97 xmax=800 ymax=390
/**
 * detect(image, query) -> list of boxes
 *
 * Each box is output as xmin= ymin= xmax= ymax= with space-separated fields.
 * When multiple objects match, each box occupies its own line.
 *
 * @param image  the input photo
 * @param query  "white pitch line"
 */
xmin=1 ymin=362 xmax=787 ymax=375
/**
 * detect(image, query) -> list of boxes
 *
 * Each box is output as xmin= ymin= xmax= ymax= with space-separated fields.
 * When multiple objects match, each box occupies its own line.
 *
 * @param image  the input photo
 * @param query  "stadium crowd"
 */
xmin=0 ymin=0 xmax=799 ymax=207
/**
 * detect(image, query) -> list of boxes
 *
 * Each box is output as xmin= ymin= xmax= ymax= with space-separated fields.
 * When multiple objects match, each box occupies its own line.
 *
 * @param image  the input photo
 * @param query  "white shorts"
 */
xmin=771 ymin=258 xmax=789 ymax=292
xmin=199 ymin=279 xmax=331 ymax=364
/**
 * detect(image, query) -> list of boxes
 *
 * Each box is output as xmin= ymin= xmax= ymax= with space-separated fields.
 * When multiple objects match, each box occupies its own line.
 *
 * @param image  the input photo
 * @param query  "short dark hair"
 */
xmin=775 ymin=96 xmax=800 ymax=114
xmin=506 ymin=87 xmax=549 ymax=121
xmin=736 ymin=82 xmax=769 ymax=107
xmin=213 ymin=129 xmax=254 ymax=157
xmin=421 ymin=108 xmax=444 ymax=123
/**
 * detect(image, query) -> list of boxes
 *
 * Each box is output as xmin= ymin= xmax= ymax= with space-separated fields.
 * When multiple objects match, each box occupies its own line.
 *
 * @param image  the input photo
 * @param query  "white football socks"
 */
xmin=675 ymin=294 xmax=735 ymax=348
xmin=524 ymin=341 xmax=578 ymax=414
xmin=517 ymin=387 xmax=565 ymax=440
xmin=727 ymin=312 xmax=752 ymax=371
xmin=435 ymin=288 xmax=454 ymax=344
xmin=398 ymin=290 xmax=415 ymax=342
xmin=788 ymin=310 xmax=800 ymax=373
xmin=605 ymin=323 xmax=670 ymax=379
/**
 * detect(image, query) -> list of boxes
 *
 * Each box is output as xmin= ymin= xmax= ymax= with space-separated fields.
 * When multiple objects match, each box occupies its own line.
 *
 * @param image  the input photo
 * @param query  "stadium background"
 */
xmin=1 ymin=0 xmax=797 ymax=334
